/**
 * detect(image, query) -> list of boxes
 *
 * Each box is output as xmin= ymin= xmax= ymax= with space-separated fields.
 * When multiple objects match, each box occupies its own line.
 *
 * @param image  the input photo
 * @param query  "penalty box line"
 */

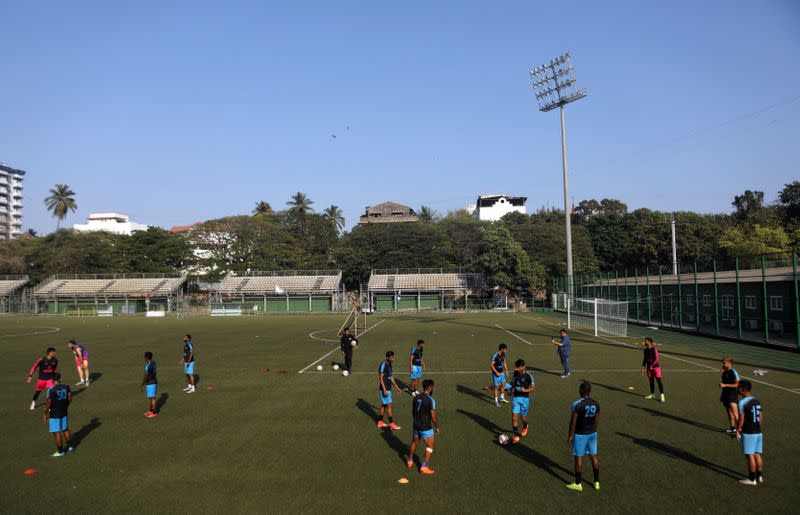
xmin=298 ymin=319 xmax=386 ymax=374
xmin=514 ymin=312 xmax=800 ymax=397
xmin=300 ymin=369 xmax=717 ymax=376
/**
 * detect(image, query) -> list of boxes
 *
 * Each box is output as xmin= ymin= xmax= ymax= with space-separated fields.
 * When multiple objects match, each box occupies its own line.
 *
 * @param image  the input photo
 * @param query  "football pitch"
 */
xmin=1 ymin=312 xmax=799 ymax=514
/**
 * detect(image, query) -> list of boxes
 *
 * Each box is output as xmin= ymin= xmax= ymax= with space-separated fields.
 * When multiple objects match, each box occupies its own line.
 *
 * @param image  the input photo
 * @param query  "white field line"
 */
xmin=308 ymin=329 xmax=340 ymax=343
xmin=298 ymin=319 xmax=386 ymax=374
xmin=495 ymin=325 xmax=536 ymax=345
xmin=0 ymin=326 xmax=61 ymax=338
xmin=301 ymin=368 xmax=718 ymax=376
xmin=514 ymin=312 xmax=800 ymax=396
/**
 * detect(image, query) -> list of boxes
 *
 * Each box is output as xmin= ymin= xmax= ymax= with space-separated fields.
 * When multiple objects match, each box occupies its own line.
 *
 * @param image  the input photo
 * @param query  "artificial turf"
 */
xmin=1 ymin=311 xmax=798 ymax=513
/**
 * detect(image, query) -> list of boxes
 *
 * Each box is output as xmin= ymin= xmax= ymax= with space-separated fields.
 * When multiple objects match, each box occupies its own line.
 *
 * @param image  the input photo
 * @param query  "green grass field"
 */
xmin=1 ymin=311 xmax=799 ymax=513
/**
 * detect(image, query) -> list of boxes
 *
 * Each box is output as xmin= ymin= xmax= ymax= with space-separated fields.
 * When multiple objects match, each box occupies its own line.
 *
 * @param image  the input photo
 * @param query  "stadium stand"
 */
xmin=0 ymin=275 xmax=29 ymax=313
xmin=34 ymin=273 xmax=186 ymax=315
xmin=212 ymin=270 xmax=344 ymax=314
xmin=367 ymin=268 xmax=485 ymax=311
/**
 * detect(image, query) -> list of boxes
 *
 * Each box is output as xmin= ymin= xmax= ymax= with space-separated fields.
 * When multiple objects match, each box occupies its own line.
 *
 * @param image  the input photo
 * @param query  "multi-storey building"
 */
xmin=0 ymin=163 xmax=24 ymax=239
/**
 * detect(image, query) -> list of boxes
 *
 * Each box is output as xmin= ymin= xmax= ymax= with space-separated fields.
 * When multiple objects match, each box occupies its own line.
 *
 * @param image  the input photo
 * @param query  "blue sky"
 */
xmin=1 ymin=0 xmax=798 ymax=233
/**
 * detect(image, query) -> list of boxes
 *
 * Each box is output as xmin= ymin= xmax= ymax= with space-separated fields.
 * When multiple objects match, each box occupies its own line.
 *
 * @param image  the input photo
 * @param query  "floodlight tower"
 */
xmin=531 ymin=53 xmax=587 ymax=299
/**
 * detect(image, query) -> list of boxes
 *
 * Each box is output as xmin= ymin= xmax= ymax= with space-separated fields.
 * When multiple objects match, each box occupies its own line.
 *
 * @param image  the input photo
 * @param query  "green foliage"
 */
xmin=719 ymin=224 xmax=790 ymax=257
xmin=44 ymin=184 xmax=77 ymax=228
xmin=471 ymin=224 xmax=532 ymax=293
xmin=418 ymin=205 xmax=440 ymax=223
xmin=252 ymin=201 xmax=274 ymax=216
xmin=322 ymin=205 xmax=345 ymax=233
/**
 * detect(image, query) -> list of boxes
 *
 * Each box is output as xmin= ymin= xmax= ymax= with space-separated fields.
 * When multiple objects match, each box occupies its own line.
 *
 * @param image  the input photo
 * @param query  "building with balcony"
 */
xmin=0 ymin=163 xmax=24 ymax=240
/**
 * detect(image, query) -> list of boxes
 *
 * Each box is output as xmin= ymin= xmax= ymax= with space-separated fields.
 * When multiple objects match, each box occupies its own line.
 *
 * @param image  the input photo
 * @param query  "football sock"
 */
xmin=513 ymin=426 xmax=519 ymax=436
xmin=749 ymin=471 xmax=756 ymax=481
xmin=575 ymin=472 xmax=582 ymax=485
xmin=593 ymin=468 xmax=599 ymax=482
xmin=422 ymin=460 xmax=429 ymax=468
xmin=656 ymin=378 xmax=664 ymax=394
xmin=33 ymin=391 xmax=42 ymax=401
xmin=388 ymin=417 xmax=393 ymax=423
xmin=523 ymin=422 xmax=528 ymax=429
xmin=649 ymin=377 xmax=655 ymax=394
xmin=756 ymin=471 xmax=763 ymax=480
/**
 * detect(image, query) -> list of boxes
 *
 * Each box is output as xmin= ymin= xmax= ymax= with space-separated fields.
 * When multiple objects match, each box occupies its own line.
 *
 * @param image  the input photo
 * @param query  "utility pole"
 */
xmin=671 ymin=213 xmax=678 ymax=276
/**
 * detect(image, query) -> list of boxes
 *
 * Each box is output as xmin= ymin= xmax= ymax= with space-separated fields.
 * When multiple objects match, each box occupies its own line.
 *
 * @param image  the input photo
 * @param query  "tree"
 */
xmin=418 ymin=205 xmax=440 ymax=223
xmin=252 ymin=201 xmax=274 ymax=217
xmin=287 ymin=192 xmax=314 ymax=216
xmin=323 ymin=205 xmax=345 ymax=233
xmin=719 ymin=224 xmax=790 ymax=258
xmin=778 ymin=181 xmax=800 ymax=222
xmin=44 ymin=184 xmax=77 ymax=231
xmin=472 ymin=224 xmax=533 ymax=294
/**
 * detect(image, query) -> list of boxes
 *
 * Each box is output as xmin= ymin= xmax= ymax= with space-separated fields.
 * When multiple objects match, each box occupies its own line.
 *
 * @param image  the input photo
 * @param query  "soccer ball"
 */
xmin=351 ymin=339 xmax=358 ymax=347
xmin=342 ymin=370 xmax=349 ymax=377
xmin=333 ymin=364 xmax=340 ymax=371
xmin=316 ymin=365 xmax=323 ymax=371
xmin=498 ymin=434 xmax=510 ymax=446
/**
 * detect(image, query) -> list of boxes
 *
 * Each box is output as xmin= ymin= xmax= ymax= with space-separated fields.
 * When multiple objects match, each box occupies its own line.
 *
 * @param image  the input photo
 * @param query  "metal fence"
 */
xmin=553 ymin=251 xmax=800 ymax=349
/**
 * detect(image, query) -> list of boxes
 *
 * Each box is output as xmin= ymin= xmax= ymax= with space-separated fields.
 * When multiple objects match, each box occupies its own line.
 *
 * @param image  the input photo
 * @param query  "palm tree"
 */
xmin=287 ymin=192 xmax=314 ymax=215
xmin=44 ymin=184 xmax=78 ymax=232
xmin=418 ymin=205 xmax=439 ymax=223
xmin=323 ymin=205 xmax=345 ymax=233
xmin=252 ymin=201 xmax=274 ymax=216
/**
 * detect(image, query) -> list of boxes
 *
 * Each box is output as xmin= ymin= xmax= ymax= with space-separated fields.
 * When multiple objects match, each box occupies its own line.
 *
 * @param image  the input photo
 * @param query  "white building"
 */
xmin=0 ymin=163 xmax=24 ymax=240
xmin=73 ymin=212 xmax=148 ymax=235
xmin=468 ymin=194 xmax=527 ymax=221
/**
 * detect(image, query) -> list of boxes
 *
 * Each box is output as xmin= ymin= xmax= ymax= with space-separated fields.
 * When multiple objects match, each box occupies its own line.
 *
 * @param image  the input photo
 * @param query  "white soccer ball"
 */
xmin=333 ymin=364 xmax=340 ymax=371
xmin=316 ymin=365 xmax=323 ymax=371
xmin=342 ymin=370 xmax=349 ymax=377
xmin=351 ymin=339 xmax=358 ymax=347
xmin=498 ymin=434 xmax=510 ymax=446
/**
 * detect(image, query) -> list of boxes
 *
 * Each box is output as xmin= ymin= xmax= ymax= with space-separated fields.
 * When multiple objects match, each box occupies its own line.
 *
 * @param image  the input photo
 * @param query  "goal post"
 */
xmin=571 ymin=298 xmax=628 ymax=337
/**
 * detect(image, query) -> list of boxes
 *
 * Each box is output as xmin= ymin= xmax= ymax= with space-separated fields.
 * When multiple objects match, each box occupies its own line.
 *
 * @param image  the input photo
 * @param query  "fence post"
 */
xmin=713 ymin=259 xmax=720 ymax=336
xmin=677 ymin=264 xmax=683 ymax=328
xmin=645 ymin=267 xmax=651 ymax=325
xmin=793 ymin=251 xmax=800 ymax=349
xmin=634 ymin=268 xmax=640 ymax=322
xmin=761 ymin=254 xmax=769 ymax=344
xmin=735 ymin=257 xmax=743 ymax=339
xmin=658 ymin=267 xmax=664 ymax=327
xmin=615 ymin=270 xmax=619 ymax=301
xmin=693 ymin=262 xmax=700 ymax=334
xmin=624 ymin=269 xmax=629 ymax=318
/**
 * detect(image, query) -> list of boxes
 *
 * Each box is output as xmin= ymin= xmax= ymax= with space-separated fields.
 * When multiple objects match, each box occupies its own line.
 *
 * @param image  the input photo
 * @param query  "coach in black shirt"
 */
xmin=340 ymin=327 xmax=358 ymax=373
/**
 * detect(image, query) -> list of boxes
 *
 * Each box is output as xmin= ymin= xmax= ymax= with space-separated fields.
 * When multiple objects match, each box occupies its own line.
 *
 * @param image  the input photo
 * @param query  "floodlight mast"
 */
xmin=530 ymin=53 xmax=587 ymax=299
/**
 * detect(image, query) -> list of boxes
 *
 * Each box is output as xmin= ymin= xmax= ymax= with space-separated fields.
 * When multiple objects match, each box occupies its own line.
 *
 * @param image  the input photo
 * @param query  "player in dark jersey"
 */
xmin=377 ymin=351 xmax=403 ymax=430
xmin=566 ymin=382 xmax=600 ymax=492
xmin=551 ymin=329 xmax=572 ymax=378
xmin=641 ymin=337 xmax=665 ymax=402
xmin=510 ymin=359 xmax=536 ymax=444
xmin=719 ymin=356 xmax=740 ymax=435
xmin=736 ymin=380 xmax=764 ymax=485
xmin=44 ymin=373 xmax=73 ymax=457
xmin=68 ymin=339 xmax=91 ymax=386
xmin=27 ymin=347 xmax=58 ymax=410
xmin=409 ymin=340 xmax=425 ymax=396
xmin=181 ymin=334 xmax=196 ymax=394
xmin=141 ymin=352 xmax=159 ymax=418
xmin=490 ymin=343 xmax=509 ymax=407
xmin=340 ymin=327 xmax=358 ymax=373
xmin=406 ymin=379 xmax=439 ymax=475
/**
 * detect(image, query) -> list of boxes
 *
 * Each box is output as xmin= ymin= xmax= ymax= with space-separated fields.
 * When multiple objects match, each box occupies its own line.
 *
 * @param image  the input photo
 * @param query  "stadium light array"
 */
xmin=530 ymin=52 xmax=587 ymax=300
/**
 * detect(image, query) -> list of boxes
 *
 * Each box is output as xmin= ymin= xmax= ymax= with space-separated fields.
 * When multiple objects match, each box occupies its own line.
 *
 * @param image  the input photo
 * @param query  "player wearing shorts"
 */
xmin=68 ymin=339 xmax=90 ymax=386
xmin=407 ymin=379 xmax=439 ymax=475
xmin=409 ymin=340 xmax=425 ymax=395
xmin=377 ymin=351 xmax=402 ymax=430
xmin=490 ymin=343 xmax=509 ymax=407
xmin=44 ymin=373 xmax=73 ymax=457
xmin=736 ymin=380 xmax=764 ymax=486
xmin=720 ymin=356 xmax=740 ymax=435
xmin=141 ymin=352 xmax=159 ymax=418
xmin=181 ymin=334 xmax=196 ymax=394
xmin=566 ymin=381 xmax=600 ymax=491
xmin=27 ymin=347 xmax=59 ymax=410
xmin=510 ymin=359 xmax=535 ymax=444
xmin=641 ymin=337 xmax=665 ymax=402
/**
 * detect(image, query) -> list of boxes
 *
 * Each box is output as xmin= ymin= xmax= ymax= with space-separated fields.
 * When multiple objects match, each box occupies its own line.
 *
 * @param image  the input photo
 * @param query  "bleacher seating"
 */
xmin=368 ymin=271 xmax=484 ymax=292
xmin=35 ymin=275 xmax=186 ymax=298
xmin=0 ymin=276 xmax=28 ymax=296
xmin=216 ymin=271 xmax=342 ymax=295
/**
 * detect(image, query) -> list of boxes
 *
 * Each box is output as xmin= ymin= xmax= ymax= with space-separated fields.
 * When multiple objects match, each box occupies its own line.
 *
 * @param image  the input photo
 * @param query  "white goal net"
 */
xmin=570 ymin=298 xmax=628 ymax=337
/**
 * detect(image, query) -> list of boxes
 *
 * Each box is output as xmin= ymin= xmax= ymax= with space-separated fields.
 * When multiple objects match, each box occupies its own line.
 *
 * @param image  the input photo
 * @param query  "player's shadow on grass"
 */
xmin=157 ymin=393 xmax=169 ymax=411
xmin=89 ymin=372 xmax=103 ymax=383
xmin=72 ymin=417 xmax=101 ymax=449
xmin=588 ymin=380 xmax=641 ymax=397
xmin=193 ymin=374 xmax=201 ymax=387
xmin=355 ymin=398 xmax=407 ymax=463
xmin=616 ymin=432 xmax=740 ymax=479
xmin=457 ymin=409 xmax=571 ymax=482
xmin=627 ymin=404 xmax=722 ymax=433
xmin=527 ymin=366 xmax=562 ymax=377
xmin=456 ymin=384 xmax=495 ymax=405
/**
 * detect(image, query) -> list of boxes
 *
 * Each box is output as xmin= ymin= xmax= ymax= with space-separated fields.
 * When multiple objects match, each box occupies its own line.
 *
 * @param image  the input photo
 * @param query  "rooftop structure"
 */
xmin=468 ymin=194 xmax=527 ymax=221
xmin=73 ymin=212 xmax=148 ymax=235
xmin=358 ymin=201 xmax=419 ymax=225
